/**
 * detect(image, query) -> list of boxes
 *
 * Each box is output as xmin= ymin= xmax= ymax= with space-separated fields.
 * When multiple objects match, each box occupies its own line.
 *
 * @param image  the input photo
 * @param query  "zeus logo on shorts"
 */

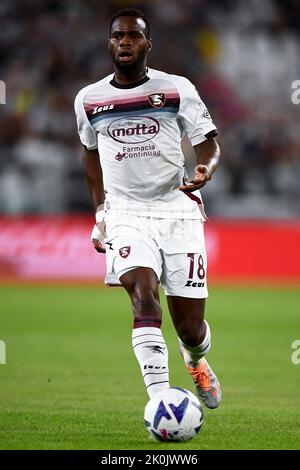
xmin=185 ymin=280 xmax=205 ymax=288
xmin=119 ymin=246 xmax=131 ymax=258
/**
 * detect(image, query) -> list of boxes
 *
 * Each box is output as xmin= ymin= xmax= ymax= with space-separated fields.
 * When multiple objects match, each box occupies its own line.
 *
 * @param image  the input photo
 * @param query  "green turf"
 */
xmin=0 ymin=284 xmax=299 ymax=450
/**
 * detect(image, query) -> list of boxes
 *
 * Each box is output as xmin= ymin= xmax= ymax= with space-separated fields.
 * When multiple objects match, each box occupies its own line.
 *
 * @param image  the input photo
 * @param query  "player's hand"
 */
xmin=91 ymin=206 xmax=107 ymax=253
xmin=91 ymin=226 xmax=106 ymax=253
xmin=178 ymin=164 xmax=212 ymax=193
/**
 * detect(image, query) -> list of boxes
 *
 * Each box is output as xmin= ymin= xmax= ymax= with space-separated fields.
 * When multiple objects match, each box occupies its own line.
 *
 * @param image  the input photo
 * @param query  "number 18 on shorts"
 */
xmin=160 ymin=250 xmax=208 ymax=299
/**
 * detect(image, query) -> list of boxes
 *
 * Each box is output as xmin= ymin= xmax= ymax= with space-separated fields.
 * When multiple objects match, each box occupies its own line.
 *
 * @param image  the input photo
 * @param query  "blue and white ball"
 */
xmin=144 ymin=387 xmax=204 ymax=442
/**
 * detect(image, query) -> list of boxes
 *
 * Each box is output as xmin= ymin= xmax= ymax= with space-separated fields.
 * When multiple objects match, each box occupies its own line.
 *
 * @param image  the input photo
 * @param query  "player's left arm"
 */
xmin=179 ymin=137 xmax=220 ymax=193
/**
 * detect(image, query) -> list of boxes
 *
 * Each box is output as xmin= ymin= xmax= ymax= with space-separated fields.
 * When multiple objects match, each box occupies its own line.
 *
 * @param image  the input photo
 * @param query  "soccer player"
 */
xmin=74 ymin=8 xmax=221 ymax=409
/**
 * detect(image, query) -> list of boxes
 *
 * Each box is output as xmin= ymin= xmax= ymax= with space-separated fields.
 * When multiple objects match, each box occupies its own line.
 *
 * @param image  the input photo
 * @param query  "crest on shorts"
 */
xmin=119 ymin=246 xmax=131 ymax=258
xmin=148 ymin=93 xmax=166 ymax=109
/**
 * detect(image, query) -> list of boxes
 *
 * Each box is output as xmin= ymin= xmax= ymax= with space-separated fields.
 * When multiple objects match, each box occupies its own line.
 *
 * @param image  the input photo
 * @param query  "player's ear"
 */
xmin=147 ymin=39 xmax=152 ymax=52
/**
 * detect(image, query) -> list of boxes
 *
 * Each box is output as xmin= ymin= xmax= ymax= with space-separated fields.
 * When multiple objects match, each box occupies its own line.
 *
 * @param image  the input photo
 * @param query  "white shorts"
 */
xmin=104 ymin=212 xmax=208 ymax=299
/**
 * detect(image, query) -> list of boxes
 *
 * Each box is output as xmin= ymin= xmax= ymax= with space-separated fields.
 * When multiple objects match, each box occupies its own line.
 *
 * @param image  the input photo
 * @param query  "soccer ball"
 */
xmin=144 ymin=387 xmax=203 ymax=442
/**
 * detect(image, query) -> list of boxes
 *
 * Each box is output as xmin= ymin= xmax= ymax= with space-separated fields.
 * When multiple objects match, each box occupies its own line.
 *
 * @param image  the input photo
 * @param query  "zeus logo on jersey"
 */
xmin=92 ymin=104 xmax=114 ymax=114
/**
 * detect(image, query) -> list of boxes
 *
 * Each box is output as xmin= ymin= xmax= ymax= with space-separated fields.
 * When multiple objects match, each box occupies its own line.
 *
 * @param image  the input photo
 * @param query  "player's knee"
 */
xmin=132 ymin=290 xmax=161 ymax=320
xmin=135 ymin=297 xmax=161 ymax=319
xmin=180 ymin=332 xmax=201 ymax=347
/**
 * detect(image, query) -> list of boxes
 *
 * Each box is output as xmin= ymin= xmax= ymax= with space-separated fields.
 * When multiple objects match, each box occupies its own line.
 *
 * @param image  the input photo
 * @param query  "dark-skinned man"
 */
xmin=74 ymin=8 xmax=221 ymax=408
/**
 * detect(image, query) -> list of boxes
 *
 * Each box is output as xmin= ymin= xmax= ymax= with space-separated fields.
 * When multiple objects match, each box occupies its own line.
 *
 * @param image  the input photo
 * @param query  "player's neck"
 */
xmin=113 ymin=65 xmax=148 ymax=86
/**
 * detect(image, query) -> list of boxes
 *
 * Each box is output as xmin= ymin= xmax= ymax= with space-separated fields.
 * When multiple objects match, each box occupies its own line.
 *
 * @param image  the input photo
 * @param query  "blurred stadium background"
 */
xmin=0 ymin=0 xmax=300 ymax=282
xmin=0 ymin=0 xmax=300 ymax=450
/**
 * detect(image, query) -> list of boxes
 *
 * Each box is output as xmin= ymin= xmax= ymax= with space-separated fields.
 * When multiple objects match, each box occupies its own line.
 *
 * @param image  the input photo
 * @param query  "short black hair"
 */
xmin=109 ymin=8 xmax=151 ymax=39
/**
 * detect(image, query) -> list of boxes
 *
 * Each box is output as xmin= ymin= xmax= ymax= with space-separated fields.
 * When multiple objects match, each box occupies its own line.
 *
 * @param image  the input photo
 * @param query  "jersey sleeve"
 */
xmin=177 ymin=78 xmax=218 ymax=146
xmin=74 ymin=89 xmax=98 ymax=150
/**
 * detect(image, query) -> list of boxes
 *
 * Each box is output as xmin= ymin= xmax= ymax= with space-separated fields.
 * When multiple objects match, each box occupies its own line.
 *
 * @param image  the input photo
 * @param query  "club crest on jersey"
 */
xmin=148 ymin=93 xmax=166 ymax=109
xmin=119 ymin=246 xmax=131 ymax=258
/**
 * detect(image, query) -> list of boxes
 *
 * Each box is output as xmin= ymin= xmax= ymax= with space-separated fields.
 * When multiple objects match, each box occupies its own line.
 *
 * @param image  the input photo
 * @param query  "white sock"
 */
xmin=132 ymin=327 xmax=170 ymax=398
xmin=179 ymin=320 xmax=211 ymax=367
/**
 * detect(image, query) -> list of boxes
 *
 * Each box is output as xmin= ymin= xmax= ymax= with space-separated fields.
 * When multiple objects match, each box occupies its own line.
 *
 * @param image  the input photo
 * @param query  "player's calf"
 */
xmin=121 ymin=268 xmax=170 ymax=398
xmin=179 ymin=321 xmax=221 ymax=409
xmin=132 ymin=323 xmax=169 ymax=398
xmin=179 ymin=319 xmax=211 ymax=366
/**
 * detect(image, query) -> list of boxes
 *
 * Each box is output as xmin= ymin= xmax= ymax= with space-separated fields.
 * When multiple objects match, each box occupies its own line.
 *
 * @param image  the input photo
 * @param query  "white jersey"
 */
xmin=74 ymin=68 xmax=218 ymax=219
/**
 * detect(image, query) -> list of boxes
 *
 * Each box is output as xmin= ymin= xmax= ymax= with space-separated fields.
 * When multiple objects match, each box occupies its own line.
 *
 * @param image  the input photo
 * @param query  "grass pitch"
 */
xmin=0 ymin=284 xmax=299 ymax=450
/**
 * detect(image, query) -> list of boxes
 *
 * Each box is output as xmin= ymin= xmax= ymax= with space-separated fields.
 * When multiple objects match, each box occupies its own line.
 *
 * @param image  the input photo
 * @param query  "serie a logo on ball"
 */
xmin=144 ymin=387 xmax=203 ymax=442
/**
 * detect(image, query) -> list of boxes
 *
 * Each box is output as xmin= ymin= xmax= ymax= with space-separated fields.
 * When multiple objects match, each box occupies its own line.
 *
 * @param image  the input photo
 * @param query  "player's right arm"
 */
xmin=74 ymin=87 xmax=106 ymax=253
xmin=82 ymin=147 xmax=106 ymax=253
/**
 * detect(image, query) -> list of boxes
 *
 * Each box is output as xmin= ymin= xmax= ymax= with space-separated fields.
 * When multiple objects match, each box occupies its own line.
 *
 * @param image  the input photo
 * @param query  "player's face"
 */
xmin=108 ymin=16 xmax=151 ymax=71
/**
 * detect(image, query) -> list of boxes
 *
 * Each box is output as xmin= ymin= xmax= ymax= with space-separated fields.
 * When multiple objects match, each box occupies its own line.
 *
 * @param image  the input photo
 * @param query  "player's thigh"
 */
xmin=160 ymin=218 xmax=208 ymax=340
xmin=105 ymin=212 xmax=162 ymax=284
xmin=119 ymin=267 xmax=160 ymax=302
xmin=160 ymin=217 xmax=208 ymax=299
xmin=160 ymin=250 xmax=208 ymax=299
